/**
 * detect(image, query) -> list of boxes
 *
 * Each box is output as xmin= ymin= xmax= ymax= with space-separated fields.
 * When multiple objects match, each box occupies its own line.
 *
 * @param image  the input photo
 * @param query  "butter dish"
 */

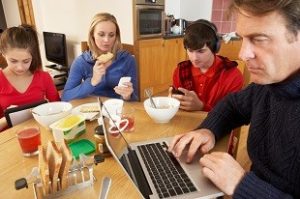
xmin=50 ymin=114 xmax=86 ymax=142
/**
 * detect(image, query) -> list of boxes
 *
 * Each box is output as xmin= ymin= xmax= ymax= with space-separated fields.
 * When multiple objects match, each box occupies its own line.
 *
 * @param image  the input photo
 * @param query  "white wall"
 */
xmin=165 ymin=0 xmax=180 ymax=19
xmin=32 ymin=0 xmax=134 ymax=66
xmin=181 ymin=0 xmax=212 ymax=21
xmin=166 ymin=0 xmax=212 ymax=21
xmin=2 ymin=0 xmax=21 ymax=27
xmin=2 ymin=0 xmax=213 ymax=66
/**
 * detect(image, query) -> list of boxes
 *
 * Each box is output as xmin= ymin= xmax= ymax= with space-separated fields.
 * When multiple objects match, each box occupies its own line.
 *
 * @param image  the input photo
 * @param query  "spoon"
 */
xmin=145 ymin=89 xmax=157 ymax=108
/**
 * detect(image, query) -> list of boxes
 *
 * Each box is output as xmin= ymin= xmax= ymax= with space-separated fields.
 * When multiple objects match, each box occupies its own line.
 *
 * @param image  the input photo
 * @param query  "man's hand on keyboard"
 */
xmin=168 ymin=129 xmax=216 ymax=163
xmin=200 ymin=152 xmax=245 ymax=195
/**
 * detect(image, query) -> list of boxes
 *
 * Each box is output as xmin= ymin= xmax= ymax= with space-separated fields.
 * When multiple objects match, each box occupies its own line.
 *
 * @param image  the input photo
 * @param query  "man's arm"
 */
xmin=199 ymin=84 xmax=253 ymax=140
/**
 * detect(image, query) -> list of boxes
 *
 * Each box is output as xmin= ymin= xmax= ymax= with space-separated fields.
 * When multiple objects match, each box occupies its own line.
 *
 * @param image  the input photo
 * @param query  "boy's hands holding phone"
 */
xmin=169 ymin=86 xmax=204 ymax=111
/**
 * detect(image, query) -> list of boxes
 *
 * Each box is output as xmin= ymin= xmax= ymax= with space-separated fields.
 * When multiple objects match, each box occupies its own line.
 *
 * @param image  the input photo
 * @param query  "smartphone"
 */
xmin=118 ymin=76 xmax=131 ymax=87
xmin=171 ymin=86 xmax=184 ymax=95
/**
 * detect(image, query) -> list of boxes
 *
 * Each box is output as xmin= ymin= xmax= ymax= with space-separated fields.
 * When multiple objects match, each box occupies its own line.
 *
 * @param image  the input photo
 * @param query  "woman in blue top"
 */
xmin=62 ymin=13 xmax=138 ymax=101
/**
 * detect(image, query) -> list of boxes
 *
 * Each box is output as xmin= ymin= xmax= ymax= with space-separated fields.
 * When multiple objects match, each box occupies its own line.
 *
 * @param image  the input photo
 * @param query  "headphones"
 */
xmin=185 ymin=19 xmax=221 ymax=53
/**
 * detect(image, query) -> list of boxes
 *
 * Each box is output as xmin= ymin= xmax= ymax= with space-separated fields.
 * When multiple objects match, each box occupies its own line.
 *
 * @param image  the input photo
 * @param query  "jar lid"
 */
xmin=68 ymin=139 xmax=95 ymax=159
xmin=94 ymin=125 xmax=104 ymax=135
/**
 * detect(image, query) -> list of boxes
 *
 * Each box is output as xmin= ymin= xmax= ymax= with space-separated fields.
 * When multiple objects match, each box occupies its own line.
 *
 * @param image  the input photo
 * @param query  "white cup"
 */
xmin=102 ymin=99 xmax=124 ymax=118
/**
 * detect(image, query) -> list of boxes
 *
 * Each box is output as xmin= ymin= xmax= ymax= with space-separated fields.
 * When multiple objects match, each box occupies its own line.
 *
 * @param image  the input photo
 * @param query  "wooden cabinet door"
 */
xmin=137 ymin=38 xmax=187 ymax=100
xmin=177 ymin=38 xmax=187 ymax=63
xmin=138 ymin=38 xmax=165 ymax=99
xmin=218 ymin=40 xmax=242 ymax=60
xmin=161 ymin=38 xmax=187 ymax=90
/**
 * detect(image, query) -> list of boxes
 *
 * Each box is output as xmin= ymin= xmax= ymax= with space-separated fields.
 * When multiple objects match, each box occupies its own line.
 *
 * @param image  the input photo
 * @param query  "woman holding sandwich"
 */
xmin=62 ymin=13 xmax=138 ymax=101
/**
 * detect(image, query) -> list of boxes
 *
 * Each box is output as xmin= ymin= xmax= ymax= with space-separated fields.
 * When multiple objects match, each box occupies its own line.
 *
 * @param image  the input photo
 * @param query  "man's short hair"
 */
xmin=230 ymin=0 xmax=300 ymax=36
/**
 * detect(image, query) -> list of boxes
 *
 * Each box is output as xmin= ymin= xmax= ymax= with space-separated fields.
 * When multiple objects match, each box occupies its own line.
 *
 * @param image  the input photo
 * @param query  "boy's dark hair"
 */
xmin=183 ymin=19 xmax=220 ymax=53
xmin=0 ymin=24 xmax=42 ymax=73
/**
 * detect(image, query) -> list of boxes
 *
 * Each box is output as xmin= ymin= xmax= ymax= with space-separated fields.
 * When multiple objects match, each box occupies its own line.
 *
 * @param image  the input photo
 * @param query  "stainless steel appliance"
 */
xmin=165 ymin=15 xmax=175 ymax=34
xmin=175 ymin=18 xmax=187 ymax=34
xmin=135 ymin=0 xmax=165 ymax=39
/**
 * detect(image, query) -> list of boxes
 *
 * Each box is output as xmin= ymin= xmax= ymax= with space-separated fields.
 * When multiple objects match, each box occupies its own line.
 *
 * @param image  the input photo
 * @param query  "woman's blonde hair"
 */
xmin=88 ymin=13 xmax=122 ymax=59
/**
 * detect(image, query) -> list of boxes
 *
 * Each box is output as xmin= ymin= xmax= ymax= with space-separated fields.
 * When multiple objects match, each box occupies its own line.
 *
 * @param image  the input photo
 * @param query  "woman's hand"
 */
xmin=91 ymin=60 xmax=112 ymax=86
xmin=0 ymin=117 xmax=8 ymax=132
xmin=114 ymin=81 xmax=134 ymax=100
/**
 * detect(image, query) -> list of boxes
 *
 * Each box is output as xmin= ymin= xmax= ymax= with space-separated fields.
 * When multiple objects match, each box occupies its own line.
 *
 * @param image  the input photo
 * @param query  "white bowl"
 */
xmin=144 ymin=97 xmax=180 ymax=123
xmin=32 ymin=101 xmax=72 ymax=127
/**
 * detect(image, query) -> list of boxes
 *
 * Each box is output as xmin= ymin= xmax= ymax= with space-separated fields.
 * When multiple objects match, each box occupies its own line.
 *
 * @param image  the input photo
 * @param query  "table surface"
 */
xmin=0 ymin=97 xmax=229 ymax=199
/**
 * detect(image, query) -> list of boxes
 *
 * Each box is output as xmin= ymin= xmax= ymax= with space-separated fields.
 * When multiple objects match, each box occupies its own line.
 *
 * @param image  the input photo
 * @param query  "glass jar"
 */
xmin=94 ymin=125 xmax=110 ymax=156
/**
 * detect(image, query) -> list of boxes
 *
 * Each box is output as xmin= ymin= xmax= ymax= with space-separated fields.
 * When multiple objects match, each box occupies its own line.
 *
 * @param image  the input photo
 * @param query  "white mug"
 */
xmin=102 ymin=99 xmax=124 ymax=118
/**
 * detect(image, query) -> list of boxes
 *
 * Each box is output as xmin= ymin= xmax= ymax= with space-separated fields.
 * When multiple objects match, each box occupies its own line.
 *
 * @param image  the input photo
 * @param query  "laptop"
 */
xmin=99 ymin=99 xmax=223 ymax=199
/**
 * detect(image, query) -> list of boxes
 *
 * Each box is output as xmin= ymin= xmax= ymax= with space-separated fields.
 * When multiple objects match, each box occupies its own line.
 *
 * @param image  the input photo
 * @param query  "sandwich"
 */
xmin=97 ymin=52 xmax=114 ymax=63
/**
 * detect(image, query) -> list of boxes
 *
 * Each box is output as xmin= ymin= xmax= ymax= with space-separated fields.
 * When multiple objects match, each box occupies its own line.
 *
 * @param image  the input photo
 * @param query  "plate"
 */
xmin=72 ymin=103 xmax=100 ymax=121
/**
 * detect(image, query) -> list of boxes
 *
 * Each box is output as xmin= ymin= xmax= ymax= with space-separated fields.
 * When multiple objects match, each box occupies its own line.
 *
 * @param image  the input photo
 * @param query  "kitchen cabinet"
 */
xmin=218 ymin=39 xmax=242 ymax=61
xmin=218 ymin=39 xmax=251 ymax=87
xmin=137 ymin=37 xmax=186 ymax=100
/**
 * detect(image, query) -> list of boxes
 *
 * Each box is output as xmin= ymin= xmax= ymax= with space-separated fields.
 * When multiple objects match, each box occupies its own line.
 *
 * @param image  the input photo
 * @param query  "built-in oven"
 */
xmin=135 ymin=0 xmax=165 ymax=39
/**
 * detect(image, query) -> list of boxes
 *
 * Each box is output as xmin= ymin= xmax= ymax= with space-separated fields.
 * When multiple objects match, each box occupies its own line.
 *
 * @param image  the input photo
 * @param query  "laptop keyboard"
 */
xmin=137 ymin=142 xmax=197 ymax=198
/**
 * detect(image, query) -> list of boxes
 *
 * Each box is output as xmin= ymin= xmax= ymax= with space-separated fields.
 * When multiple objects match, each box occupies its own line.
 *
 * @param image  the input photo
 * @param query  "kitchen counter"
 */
xmin=163 ymin=33 xmax=184 ymax=39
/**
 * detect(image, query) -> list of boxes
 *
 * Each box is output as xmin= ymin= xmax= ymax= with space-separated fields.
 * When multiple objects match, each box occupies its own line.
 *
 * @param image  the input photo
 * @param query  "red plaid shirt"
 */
xmin=172 ymin=55 xmax=244 ymax=111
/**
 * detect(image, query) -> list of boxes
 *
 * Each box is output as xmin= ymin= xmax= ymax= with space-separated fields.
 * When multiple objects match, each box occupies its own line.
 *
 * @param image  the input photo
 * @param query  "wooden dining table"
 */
xmin=0 ymin=97 xmax=229 ymax=199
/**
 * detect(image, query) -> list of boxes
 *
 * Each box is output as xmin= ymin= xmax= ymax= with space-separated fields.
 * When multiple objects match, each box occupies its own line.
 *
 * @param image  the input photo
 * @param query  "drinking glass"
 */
xmin=117 ymin=106 xmax=135 ymax=132
xmin=16 ymin=126 xmax=41 ymax=157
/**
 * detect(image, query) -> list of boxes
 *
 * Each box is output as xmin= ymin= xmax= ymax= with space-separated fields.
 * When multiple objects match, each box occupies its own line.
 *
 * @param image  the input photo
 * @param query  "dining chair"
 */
xmin=227 ymin=60 xmax=250 ymax=158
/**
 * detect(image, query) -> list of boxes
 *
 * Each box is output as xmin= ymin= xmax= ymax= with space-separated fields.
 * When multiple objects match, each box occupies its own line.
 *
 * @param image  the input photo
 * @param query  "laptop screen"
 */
xmin=100 ymin=113 xmax=153 ymax=198
xmin=104 ymin=122 xmax=129 ymax=159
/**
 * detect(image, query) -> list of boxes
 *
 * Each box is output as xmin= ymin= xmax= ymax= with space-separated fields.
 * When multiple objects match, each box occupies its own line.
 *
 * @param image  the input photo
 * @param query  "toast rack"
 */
xmin=15 ymin=154 xmax=104 ymax=199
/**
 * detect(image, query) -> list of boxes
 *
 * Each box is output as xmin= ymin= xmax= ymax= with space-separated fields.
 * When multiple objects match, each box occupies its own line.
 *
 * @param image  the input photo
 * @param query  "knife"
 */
xmin=98 ymin=176 xmax=112 ymax=199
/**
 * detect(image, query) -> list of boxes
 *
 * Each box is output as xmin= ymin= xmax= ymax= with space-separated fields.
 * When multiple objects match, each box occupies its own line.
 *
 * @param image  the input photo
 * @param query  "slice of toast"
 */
xmin=58 ymin=140 xmax=73 ymax=190
xmin=38 ymin=145 xmax=50 ymax=195
xmin=46 ymin=141 xmax=62 ymax=193
xmin=97 ymin=52 xmax=114 ymax=63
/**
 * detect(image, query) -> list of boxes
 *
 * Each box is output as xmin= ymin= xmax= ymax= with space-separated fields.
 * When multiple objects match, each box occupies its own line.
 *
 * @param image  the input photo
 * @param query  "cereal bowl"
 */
xmin=32 ymin=101 xmax=72 ymax=127
xmin=144 ymin=97 xmax=180 ymax=123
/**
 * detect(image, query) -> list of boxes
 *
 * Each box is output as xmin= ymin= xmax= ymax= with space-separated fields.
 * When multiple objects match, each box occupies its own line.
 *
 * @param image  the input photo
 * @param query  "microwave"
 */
xmin=135 ymin=0 xmax=165 ymax=39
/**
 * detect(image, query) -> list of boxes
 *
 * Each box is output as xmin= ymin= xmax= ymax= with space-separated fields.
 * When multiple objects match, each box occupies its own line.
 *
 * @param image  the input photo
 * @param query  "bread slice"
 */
xmin=58 ymin=140 xmax=73 ymax=190
xmin=39 ymin=145 xmax=50 ymax=195
xmin=97 ymin=52 xmax=114 ymax=63
xmin=46 ymin=141 xmax=62 ymax=193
